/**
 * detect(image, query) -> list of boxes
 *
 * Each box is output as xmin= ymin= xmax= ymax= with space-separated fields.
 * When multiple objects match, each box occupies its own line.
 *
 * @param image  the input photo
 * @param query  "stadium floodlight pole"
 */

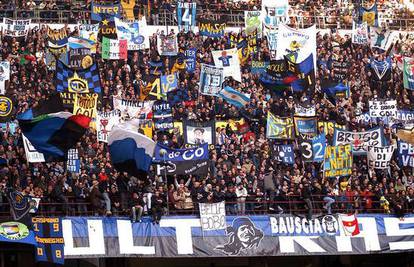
xmin=159 ymin=148 xmax=169 ymax=215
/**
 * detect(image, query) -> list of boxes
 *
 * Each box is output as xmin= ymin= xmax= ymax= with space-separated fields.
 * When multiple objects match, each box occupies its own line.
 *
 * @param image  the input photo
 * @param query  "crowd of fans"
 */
xmin=0 ymin=2 xmax=412 ymax=223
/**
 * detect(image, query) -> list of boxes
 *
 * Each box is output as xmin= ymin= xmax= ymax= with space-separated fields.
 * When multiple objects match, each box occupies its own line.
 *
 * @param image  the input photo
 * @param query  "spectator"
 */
xmin=89 ymin=180 xmax=104 ymax=216
xmin=130 ymin=192 xmax=144 ymax=223
xmin=151 ymin=190 xmax=165 ymax=224
xmin=236 ymin=183 xmax=247 ymax=215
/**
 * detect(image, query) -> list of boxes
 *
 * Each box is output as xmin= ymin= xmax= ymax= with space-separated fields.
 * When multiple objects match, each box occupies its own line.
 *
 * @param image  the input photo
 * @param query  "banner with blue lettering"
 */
xmin=185 ymin=48 xmax=197 ymax=73
xmin=272 ymin=144 xmax=294 ymax=164
xmin=154 ymin=143 xmax=209 ymax=175
xmin=61 ymin=214 xmax=414 ymax=258
xmin=152 ymin=100 xmax=173 ymax=131
xmin=66 ymin=149 xmax=80 ymax=173
xmin=199 ymin=64 xmax=223 ymax=96
xmin=324 ymin=144 xmax=353 ymax=178
xmin=294 ymin=116 xmax=317 ymax=137
xmin=33 ymin=217 xmax=65 ymax=265
xmin=177 ymin=1 xmax=196 ymax=32
xmin=398 ymin=140 xmax=414 ymax=167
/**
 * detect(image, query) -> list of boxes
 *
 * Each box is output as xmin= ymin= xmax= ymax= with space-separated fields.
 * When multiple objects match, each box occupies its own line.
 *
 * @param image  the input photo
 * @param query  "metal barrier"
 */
xmin=0 ymin=194 xmax=404 ymax=218
xmin=0 ymin=7 xmax=413 ymax=30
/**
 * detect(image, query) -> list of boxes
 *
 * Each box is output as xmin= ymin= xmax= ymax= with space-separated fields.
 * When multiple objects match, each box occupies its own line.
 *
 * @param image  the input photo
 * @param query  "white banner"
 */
xmin=333 ymin=127 xmax=384 ymax=155
xmin=199 ymin=201 xmax=226 ymax=231
xmin=3 ymin=18 xmax=31 ymax=37
xmin=97 ymin=110 xmax=121 ymax=143
xmin=352 ymin=21 xmax=369 ymax=44
xmin=0 ymin=61 xmax=10 ymax=95
xmin=370 ymin=28 xmax=396 ymax=51
xmin=367 ymin=145 xmax=395 ymax=169
xmin=22 ymin=134 xmax=45 ymax=163
xmin=212 ymin=48 xmax=241 ymax=82
xmin=369 ymin=100 xmax=397 ymax=118
xmin=264 ymin=28 xmax=278 ymax=59
xmin=276 ymin=24 xmax=316 ymax=70
xmin=114 ymin=17 xmax=150 ymax=50
xmin=199 ymin=64 xmax=224 ymax=96
xmin=261 ymin=0 xmax=289 ymax=30
xmin=113 ymin=97 xmax=154 ymax=120
xmin=295 ymin=105 xmax=315 ymax=117
xmin=79 ymin=23 xmax=99 ymax=42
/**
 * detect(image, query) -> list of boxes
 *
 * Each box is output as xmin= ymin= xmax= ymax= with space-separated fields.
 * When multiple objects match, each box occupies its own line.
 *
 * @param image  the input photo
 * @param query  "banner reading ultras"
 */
xmin=62 ymin=214 xmax=414 ymax=258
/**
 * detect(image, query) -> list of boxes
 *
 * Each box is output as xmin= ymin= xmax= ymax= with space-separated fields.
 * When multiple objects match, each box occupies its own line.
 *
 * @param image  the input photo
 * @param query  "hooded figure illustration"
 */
xmin=215 ymin=217 xmax=264 ymax=255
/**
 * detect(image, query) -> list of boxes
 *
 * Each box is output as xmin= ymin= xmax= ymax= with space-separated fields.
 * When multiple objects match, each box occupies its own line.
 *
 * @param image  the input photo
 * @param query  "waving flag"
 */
xmin=108 ymin=120 xmax=156 ymax=177
xmin=114 ymin=17 xmax=149 ymax=50
xmin=276 ymin=24 xmax=317 ymax=72
xmin=339 ymin=213 xmax=360 ymax=236
xmin=18 ymin=112 xmax=90 ymax=157
xmin=218 ymin=86 xmax=250 ymax=109
xmin=370 ymin=57 xmax=391 ymax=81
xmin=17 ymin=94 xmax=64 ymax=120
xmin=102 ymin=37 xmax=127 ymax=60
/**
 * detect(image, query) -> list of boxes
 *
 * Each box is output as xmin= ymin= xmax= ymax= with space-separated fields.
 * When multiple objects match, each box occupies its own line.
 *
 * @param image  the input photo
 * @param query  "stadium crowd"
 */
xmin=0 ymin=2 xmax=413 ymax=224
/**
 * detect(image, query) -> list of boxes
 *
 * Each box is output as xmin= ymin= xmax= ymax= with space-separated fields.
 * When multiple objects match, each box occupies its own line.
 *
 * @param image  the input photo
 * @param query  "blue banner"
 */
xmin=66 ymin=149 xmax=80 ymax=173
xmin=177 ymin=1 xmax=197 ymax=32
xmin=398 ymin=140 xmax=414 ymax=167
xmin=359 ymin=3 xmax=378 ymax=27
xmin=199 ymin=18 xmax=226 ymax=38
xmin=294 ymin=116 xmax=317 ymax=136
xmin=286 ymin=53 xmax=315 ymax=92
xmin=312 ymin=133 xmax=326 ymax=162
xmin=91 ymin=2 xmax=121 ymax=22
xmin=251 ymin=61 xmax=269 ymax=75
xmin=272 ymin=144 xmax=294 ymax=164
xmin=154 ymin=143 xmax=208 ymax=161
xmin=160 ymin=73 xmax=178 ymax=96
xmin=33 ymin=217 xmax=65 ymax=265
xmin=152 ymin=101 xmax=173 ymax=131
xmin=185 ymin=48 xmax=197 ymax=73
xmin=370 ymin=57 xmax=391 ymax=81
xmin=154 ymin=143 xmax=209 ymax=175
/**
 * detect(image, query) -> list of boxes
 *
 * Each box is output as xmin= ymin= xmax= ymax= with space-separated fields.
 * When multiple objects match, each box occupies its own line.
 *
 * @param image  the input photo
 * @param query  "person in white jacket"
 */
xmin=236 ymin=183 xmax=248 ymax=215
